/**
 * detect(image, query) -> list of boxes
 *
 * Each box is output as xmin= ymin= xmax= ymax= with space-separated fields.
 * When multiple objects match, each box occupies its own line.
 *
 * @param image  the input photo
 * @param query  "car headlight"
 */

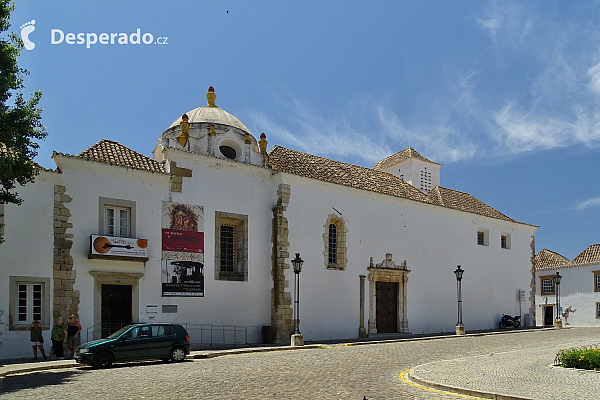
xmin=77 ymin=348 xmax=90 ymax=354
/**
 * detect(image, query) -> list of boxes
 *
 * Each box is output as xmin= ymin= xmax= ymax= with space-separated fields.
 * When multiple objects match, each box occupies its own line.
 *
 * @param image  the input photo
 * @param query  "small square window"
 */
xmin=10 ymin=277 xmax=50 ymax=330
xmin=540 ymin=276 xmax=556 ymax=295
xmin=501 ymin=233 xmax=511 ymax=249
xmin=594 ymin=271 xmax=600 ymax=292
xmin=477 ymin=229 xmax=489 ymax=246
xmin=597 ymin=302 xmax=600 ymax=319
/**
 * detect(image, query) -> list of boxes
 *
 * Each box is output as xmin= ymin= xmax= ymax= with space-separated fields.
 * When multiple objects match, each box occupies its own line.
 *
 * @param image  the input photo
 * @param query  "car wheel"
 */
xmin=93 ymin=352 xmax=113 ymax=368
xmin=170 ymin=346 xmax=186 ymax=362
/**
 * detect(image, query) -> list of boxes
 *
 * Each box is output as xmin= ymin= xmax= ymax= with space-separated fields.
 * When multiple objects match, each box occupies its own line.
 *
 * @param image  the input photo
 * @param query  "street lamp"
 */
xmin=291 ymin=253 xmax=304 ymax=346
xmin=454 ymin=265 xmax=465 ymax=335
xmin=554 ymin=272 xmax=562 ymax=328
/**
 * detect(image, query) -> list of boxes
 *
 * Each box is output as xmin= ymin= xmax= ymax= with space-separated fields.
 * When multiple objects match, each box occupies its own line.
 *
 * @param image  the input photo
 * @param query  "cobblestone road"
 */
xmin=2 ymin=328 xmax=599 ymax=399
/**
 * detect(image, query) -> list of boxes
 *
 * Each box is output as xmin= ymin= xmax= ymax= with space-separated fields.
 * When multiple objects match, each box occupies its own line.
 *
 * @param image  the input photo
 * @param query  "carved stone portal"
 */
xmin=367 ymin=254 xmax=410 ymax=334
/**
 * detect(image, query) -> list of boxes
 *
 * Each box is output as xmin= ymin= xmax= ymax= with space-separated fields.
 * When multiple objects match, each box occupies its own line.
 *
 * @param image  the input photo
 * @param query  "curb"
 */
xmin=406 ymin=368 xmax=535 ymax=400
xmin=0 ymin=327 xmax=557 ymax=378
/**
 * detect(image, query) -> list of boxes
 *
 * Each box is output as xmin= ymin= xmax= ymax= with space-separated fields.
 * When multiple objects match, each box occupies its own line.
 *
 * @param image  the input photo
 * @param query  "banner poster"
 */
xmin=161 ymin=202 xmax=204 ymax=297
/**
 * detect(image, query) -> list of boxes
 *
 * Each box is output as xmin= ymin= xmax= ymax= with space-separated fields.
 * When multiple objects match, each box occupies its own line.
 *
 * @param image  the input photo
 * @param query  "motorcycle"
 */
xmin=499 ymin=314 xmax=520 ymax=329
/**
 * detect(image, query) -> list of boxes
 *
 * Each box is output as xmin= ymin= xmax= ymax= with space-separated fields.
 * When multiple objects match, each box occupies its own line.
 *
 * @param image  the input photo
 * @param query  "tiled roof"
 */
xmin=535 ymin=249 xmax=571 ymax=271
xmin=268 ymin=146 xmax=529 ymax=224
xmin=426 ymin=186 xmax=516 ymax=223
xmin=571 ymin=244 xmax=600 ymax=265
xmin=56 ymin=139 xmax=166 ymax=174
xmin=268 ymin=146 xmax=430 ymax=202
xmin=373 ymin=147 xmax=441 ymax=171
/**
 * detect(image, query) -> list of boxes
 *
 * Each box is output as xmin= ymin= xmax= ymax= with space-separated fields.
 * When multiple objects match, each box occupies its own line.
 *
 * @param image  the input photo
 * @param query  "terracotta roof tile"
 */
xmin=535 ymin=249 xmax=571 ymax=271
xmin=268 ymin=146 xmax=430 ymax=203
xmin=268 ymin=146 xmax=530 ymax=224
xmin=571 ymin=244 xmax=600 ymax=265
xmin=427 ymin=186 xmax=516 ymax=223
xmin=63 ymin=139 xmax=166 ymax=173
xmin=373 ymin=147 xmax=441 ymax=171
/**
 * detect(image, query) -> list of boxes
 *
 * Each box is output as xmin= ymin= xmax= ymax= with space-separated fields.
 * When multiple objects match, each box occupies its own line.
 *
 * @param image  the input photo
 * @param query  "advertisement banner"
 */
xmin=90 ymin=235 xmax=148 ymax=258
xmin=161 ymin=202 xmax=205 ymax=297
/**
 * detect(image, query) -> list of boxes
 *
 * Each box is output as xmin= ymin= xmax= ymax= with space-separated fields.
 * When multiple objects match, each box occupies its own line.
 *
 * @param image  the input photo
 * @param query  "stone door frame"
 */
xmin=367 ymin=258 xmax=410 ymax=334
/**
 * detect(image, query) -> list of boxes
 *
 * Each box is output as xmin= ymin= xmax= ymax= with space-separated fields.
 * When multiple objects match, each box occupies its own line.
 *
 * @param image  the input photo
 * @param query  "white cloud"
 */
xmin=576 ymin=197 xmax=600 ymax=211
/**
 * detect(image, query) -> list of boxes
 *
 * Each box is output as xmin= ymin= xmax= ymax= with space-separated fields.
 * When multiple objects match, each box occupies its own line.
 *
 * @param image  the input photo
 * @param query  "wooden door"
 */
xmin=376 ymin=282 xmax=398 ymax=333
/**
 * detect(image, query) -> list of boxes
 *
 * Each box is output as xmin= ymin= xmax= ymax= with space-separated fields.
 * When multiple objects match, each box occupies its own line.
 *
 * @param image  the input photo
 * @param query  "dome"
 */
xmin=168 ymin=87 xmax=250 ymax=133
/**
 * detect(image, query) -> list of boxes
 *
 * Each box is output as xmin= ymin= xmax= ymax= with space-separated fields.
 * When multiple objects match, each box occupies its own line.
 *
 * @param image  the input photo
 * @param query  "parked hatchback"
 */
xmin=75 ymin=323 xmax=191 ymax=368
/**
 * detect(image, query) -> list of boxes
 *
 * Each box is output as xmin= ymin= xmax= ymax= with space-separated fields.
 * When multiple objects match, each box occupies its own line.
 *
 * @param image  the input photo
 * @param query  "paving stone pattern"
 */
xmin=2 ymin=328 xmax=600 ymax=399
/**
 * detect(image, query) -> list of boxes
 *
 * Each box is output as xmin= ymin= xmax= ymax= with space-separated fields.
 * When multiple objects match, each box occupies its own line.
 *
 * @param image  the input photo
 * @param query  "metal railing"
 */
xmin=84 ymin=322 xmax=261 ymax=348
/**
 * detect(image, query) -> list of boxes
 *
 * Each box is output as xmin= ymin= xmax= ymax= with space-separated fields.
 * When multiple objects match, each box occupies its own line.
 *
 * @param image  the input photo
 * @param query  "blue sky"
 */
xmin=7 ymin=1 xmax=600 ymax=260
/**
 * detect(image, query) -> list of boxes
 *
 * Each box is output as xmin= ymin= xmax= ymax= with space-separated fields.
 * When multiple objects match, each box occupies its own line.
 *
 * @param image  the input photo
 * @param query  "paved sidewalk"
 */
xmin=407 ymin=338 xmax=600 ymax=400
xmin=2 ymin=327 xmax=598 ymax=399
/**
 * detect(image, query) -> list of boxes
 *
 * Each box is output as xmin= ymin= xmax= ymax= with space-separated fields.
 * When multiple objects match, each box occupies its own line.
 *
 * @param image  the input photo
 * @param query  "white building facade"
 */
xmin=535 ymin=246 xmax=600 ymax=327
xmin=0 ymin=87 xmax=538 ymax=359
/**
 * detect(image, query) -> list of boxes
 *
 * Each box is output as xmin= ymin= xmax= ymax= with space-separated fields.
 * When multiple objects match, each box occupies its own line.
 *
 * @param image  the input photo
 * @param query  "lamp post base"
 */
xmin=553 ymin=320 xmax=563 ymax=328
xmin=291 ymin=334 xmax=304 ymax=347
xmin=455 ymin=325 xmax=465 ymax=335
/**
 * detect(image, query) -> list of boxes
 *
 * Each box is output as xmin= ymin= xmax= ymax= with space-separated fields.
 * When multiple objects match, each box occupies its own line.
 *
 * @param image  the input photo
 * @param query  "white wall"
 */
xmin=0 ymin=171 xmax=59 ymax=359
xmin=535 ymin=264 xmax=600 ymax=327
xmin=283 ymin=174 xmax=536 ymax=340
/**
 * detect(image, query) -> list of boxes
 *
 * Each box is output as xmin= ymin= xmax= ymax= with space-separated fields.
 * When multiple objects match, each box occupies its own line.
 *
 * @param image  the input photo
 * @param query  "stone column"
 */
xmin=359 ymin=275 xmax=366 ymax=338
xmin=271 ymin=184 xmax=293 ymax=344
xmin=367 ymin=272 xmax=377 ymax=334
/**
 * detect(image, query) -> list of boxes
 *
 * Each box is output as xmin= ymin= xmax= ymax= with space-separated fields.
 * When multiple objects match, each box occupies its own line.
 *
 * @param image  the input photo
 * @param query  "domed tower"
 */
xmin=153 ymin=86 xmax=268 ymax=166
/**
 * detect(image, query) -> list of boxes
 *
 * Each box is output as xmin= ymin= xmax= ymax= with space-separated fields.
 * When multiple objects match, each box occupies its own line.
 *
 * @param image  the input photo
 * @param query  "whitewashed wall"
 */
xmin=282 ymin=174 xmax=536 ymax=341
xmin=535 ymin=264 xmax=600 ymax=327
xmin=0 ymin=170 xmax=60 ymax=359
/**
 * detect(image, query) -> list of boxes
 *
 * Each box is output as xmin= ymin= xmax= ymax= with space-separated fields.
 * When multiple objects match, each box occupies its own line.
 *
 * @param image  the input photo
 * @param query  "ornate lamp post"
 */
xmin=291 ymin=253 xmax=304 ymax=346
xmin=554 ymin=272 xmax=562 ymax=328
xmin=454 ymin=265 xmax=465 ymax=335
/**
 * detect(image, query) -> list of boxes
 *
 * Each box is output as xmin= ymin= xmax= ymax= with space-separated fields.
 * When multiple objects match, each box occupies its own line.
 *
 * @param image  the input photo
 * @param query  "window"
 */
xmin=420 ymin=169 xmax=432 ymax=192
xmin=501 ymin=233 xmax=511 ymax=249
xmin=105 ymin=206 xmax=130 ymax=237
xmin=594 ymin=271 xmax=600 ymax=292
xmin=477 ymin=229 xmax=489 ymax=246
xmin=540 ymin=275 xmax=556 ymax=295
xmin=9 ymin=277 xmax=50 ymax=330
xmin=597 ymin=303 xmax=600 ymax=319
xmin=328 ymin=224 xmax=337 ymax=264
xmin=99 ymin=197 xmax=136 ymax=238
xmin=323 ymin=214 xmax=347 ymax=270
xmin=214 ymin=211 xmax=248 ymax=281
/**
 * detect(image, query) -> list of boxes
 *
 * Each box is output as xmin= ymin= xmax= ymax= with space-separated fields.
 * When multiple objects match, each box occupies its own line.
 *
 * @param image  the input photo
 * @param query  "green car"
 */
xmin=75 ymin=323 xmax=191 ymax=368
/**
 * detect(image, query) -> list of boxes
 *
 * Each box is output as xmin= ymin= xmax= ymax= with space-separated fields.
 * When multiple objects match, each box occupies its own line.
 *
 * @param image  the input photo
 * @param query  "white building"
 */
xmin=0 ymin=87 xmax=538 ymax=359
xmin=535 ymin=245 xmax=600 ymax=327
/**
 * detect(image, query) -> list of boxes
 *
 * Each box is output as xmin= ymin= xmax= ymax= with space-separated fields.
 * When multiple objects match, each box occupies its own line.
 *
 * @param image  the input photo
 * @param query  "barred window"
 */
xmin=323 ymin=215 xmax=347 ymax=270
xmin=214 ymin=212 xmax=248 ymax=281
xmin=220 ymin=225 xmax=235 ymax=272
xmin=477 ymin=231 xmax=484 ymax=246
xmin=328 ymin=224 xmax=337 ymax=264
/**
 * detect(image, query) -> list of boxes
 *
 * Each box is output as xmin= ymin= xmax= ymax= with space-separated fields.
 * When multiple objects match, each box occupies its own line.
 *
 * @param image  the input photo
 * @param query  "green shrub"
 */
xmin=556 ymin=347 xmax=600 ymax=370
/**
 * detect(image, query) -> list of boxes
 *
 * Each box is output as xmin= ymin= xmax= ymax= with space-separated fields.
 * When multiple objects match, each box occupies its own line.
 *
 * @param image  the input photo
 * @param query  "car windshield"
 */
xmin=106 ymin=326 xmax=133 ymax=339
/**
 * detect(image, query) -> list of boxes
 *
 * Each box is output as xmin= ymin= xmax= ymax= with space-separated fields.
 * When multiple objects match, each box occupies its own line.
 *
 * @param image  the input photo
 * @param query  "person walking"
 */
xmin=67 ymin=315 xmax=82 ymax=358
xmin=27 ymin=320 xmax=47 ymax=360
xmin=51 ymin=317 xmax=67 ymax=359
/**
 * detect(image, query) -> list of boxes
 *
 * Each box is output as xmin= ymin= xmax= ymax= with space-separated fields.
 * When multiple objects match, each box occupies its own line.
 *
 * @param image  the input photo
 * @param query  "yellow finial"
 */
xmin=178 ymin=114 xmax=190 ymax=147
xmin=208 ymin=125 xmax=216 ymax=136
xmin=244 ymin=132 xmax=252 ymax=144
xmin=206 ymin=86 xmax=217 ymax=108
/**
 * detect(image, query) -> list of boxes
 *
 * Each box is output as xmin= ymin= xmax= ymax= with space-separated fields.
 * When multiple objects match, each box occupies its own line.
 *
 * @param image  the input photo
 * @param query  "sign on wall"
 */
xmin=90 ymin=235 xmax=148 ymax=259
xmin=161 ymin=202 xmax=204 ymax=297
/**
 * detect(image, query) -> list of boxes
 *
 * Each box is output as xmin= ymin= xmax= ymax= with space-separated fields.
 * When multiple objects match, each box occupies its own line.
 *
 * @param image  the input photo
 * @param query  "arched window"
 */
xmin=323 ymin=215 xmax=347 ymax=270
xmin=328 ymin=223 xmax=337 ymax=264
